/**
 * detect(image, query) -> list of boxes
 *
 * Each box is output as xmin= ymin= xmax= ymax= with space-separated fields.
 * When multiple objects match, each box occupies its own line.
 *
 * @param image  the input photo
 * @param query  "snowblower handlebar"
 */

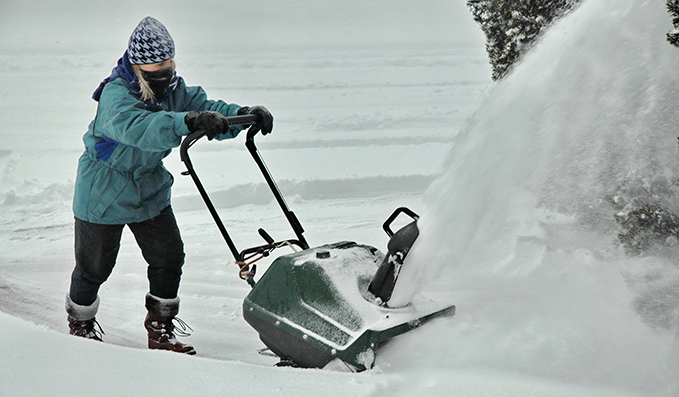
xmin=179 ymin=114 xmax=260 ymax=269
xmin=244 ymin=126 xmax=309 ymax=251
xmin=179 ymin=114 xmax=259 ymax=162
xmin=179 ymin=114 xmax=309 ymax=286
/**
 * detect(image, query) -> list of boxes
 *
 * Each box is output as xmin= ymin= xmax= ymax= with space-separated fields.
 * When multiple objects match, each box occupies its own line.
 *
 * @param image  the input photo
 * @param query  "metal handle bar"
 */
xmin=180 ymin=114 xmax=259 ymax=162
xmin=245 ymin=129 xmax=309 ymax=250
xmin=179 ymin=113 xmax=309 ymax=268
xmin=179 ymin=114 xmax=258 ymax=264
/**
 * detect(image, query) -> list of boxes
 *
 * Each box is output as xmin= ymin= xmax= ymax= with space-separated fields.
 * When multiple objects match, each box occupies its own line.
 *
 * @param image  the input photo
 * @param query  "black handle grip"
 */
xmin=180 ymin=114 xmax=260 ymax=162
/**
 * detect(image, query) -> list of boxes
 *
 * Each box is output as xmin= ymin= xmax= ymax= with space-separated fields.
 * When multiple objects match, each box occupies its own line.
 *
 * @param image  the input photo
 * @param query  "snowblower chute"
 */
xmin=180 ymin=115 xmax=455 ymax=371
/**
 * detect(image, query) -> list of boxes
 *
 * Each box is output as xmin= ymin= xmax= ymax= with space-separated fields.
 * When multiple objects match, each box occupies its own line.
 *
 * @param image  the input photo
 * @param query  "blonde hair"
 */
xmin=131 ymin=60 xmax=176 ymax=102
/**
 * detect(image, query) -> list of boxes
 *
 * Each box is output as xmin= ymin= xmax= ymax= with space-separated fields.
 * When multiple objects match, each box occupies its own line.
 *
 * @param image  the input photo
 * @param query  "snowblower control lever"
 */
xmin=259 ymin=228 xmax=275 ymax=245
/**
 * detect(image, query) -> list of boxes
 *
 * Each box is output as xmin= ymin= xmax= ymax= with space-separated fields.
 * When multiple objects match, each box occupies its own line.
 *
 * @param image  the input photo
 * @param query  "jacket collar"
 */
xmin=92 ymin=51 xmax=179 ymax=107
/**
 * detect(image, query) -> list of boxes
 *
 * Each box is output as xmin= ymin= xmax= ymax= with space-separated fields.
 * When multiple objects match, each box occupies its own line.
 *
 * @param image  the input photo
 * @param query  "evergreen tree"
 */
xmin=467 ymin=0 xmax=582 ymax=80
xmin=667 ymin=0 xmax=679 ymax=47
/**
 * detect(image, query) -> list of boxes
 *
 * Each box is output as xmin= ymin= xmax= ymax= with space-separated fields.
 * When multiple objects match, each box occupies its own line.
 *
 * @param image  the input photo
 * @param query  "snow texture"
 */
xmin=0 ymin=0 xmax=677 ymax=396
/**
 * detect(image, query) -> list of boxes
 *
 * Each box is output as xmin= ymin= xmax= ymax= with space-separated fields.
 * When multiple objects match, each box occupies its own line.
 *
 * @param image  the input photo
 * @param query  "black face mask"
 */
xmin=141 ymin=66 xmax=175 ymax=100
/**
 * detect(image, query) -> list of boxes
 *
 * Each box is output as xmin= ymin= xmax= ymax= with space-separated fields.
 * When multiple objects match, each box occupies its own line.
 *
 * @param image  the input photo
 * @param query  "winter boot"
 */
xmin=144 ymin=293 xmax=196 ymax=355
xmin=65 ymin=294 xmax=104 ymax=341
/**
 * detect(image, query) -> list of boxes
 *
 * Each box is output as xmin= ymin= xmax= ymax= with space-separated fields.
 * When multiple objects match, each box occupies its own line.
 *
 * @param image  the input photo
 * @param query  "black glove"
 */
xmin=238 ymin=106 xmax=273 ymax=135
xmin=184 ymin=111 xmax=229 ymax=140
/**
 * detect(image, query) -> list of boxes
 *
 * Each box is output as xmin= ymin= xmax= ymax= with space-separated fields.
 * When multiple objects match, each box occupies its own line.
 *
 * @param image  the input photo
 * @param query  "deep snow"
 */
xmin=0 ymin=0 xmax=677 ymax=396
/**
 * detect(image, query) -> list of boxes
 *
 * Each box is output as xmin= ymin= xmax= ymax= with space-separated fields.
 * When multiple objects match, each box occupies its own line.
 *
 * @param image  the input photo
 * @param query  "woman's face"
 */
xmin=139 ymin=58 xmax=173 ymax=72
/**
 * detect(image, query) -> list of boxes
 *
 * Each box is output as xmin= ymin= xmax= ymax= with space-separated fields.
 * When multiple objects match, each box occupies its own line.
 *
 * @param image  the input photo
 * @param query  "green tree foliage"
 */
xmin=467 ymin=0 xmax=582 ymax=80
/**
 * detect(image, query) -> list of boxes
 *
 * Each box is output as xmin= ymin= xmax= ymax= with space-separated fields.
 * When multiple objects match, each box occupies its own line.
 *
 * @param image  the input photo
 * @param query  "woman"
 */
xmin=65 ymin=16 xmax=273 ymax=355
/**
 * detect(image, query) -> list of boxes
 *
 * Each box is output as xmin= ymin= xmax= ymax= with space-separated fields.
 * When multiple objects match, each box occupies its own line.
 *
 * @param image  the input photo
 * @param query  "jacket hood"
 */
xmin=92 ymin=51 xmax=137 ymax=102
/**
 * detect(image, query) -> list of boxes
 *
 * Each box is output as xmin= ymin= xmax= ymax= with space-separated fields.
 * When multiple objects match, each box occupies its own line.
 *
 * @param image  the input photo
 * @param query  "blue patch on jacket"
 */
xmin=94 ymin=135 xmax=119 ymax=161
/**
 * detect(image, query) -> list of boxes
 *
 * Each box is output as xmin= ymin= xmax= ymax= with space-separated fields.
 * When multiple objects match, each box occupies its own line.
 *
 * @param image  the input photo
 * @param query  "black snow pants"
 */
xmin=68 ymin=205 xmax=185 ymax=306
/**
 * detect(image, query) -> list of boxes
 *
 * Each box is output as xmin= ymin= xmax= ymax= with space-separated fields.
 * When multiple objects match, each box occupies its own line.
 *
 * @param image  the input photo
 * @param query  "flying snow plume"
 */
xmin=386 ymin=0 xmax=679 ymax=395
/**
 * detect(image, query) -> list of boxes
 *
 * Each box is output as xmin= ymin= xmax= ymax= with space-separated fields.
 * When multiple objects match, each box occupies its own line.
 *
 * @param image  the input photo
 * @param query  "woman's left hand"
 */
xmin=242 ymin=106 xmax=273 ymax=135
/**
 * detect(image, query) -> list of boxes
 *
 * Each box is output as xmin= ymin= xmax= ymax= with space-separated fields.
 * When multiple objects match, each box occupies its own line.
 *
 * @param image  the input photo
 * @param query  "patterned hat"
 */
xmin=127 ymin=17 xmax=175 ymax=65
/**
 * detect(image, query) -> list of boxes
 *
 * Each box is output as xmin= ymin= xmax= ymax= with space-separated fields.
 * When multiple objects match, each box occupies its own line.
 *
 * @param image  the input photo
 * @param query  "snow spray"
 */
xmin=387 ymin=0 xmax=679 ymax=394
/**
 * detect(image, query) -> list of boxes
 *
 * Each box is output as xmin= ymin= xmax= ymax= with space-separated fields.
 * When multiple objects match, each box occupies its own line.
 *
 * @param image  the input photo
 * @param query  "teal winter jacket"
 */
xmin=73 ymin=53 xmax=243 ymax=224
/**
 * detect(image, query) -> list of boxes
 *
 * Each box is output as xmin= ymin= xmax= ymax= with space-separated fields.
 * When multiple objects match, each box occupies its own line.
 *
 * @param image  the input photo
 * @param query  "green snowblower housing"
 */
xmin=243 ymin=236 xmax=454 ymax=371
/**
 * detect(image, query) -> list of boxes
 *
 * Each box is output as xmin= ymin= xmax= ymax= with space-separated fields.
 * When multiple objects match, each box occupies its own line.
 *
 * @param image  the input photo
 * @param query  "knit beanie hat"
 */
xmin=127 ymin=17 xmax=175 ymax=65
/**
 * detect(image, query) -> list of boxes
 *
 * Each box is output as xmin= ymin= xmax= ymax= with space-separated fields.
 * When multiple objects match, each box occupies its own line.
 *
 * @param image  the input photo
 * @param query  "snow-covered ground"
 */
xmin=1 ymin=0 xmax=677 ymax=396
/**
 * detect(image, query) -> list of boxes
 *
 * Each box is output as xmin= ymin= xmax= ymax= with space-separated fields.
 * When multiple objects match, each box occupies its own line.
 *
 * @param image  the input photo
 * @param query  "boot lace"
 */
xmin=171 ymin=317 xmax=193 ymax=337
xmin=71 ymin=318 xmax=105 ymax=341
xmin=149 ymin=316 xmax=193 ymax=338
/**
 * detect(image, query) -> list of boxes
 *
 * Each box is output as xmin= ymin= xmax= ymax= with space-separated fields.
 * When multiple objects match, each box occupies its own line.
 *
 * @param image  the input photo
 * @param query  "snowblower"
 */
xmin=179 ymin=115 xmax=455 ymax=371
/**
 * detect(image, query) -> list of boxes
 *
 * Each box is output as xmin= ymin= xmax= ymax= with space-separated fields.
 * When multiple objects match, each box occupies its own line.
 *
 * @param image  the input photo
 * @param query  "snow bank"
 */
xmin=0 ymin=311 xmax=382 ymax=397
xmin=0 ymin=310 xmax=643 ymax=397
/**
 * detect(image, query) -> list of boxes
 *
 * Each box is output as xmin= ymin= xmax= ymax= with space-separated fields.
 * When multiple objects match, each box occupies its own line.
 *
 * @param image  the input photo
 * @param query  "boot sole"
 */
xmin=149 ymin=343 xmax=196 ymax=355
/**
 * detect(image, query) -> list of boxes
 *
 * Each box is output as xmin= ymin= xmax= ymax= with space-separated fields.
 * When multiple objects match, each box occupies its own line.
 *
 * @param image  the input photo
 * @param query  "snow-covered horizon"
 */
xmin=1 ymin=0 xmax=678 ymax=396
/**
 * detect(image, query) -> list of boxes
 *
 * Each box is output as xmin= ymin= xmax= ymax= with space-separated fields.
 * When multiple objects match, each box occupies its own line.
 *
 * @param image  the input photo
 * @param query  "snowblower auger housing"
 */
xmin=243 ymin=240 xmax=454 ymax=371
xmin=180 ymin=115 xmax=455 ymax=371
